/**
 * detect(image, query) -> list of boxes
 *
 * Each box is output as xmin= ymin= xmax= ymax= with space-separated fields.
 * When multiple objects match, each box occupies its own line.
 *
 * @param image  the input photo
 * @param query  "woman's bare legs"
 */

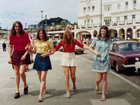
xmin=19 ymin=64 xmax=28 ymax=88
xmin=102 ymin=72 xmax=108 ymax=99
xmin=70 ymin=66 xmax=76 ymax=90
xmin=14 ymin=65 xmax=20 ymax=93
xmin=95 ymin=72 xmax=103 ymax=93
xmin=62 ymin=66 xmax=70 ymax=95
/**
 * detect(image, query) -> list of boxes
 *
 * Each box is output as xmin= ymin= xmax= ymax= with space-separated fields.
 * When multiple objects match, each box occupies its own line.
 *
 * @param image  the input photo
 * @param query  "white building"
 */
xmin=75 ymin=0 xmax=140 ymax=40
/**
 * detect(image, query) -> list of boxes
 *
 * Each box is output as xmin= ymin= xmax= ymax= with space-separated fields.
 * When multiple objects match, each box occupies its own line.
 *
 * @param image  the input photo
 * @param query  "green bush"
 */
xmin=130 ymin=38 xmax=139 ymax=41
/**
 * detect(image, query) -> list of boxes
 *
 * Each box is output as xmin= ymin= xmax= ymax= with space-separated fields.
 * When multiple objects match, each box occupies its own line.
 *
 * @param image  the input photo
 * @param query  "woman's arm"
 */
xmin=83 ymin=45 xmax=100 ymax=56
xmin=21 ymin=44 xmax=32 ymax=60
xmin=8 ymin=45 xmax=13 ymax=64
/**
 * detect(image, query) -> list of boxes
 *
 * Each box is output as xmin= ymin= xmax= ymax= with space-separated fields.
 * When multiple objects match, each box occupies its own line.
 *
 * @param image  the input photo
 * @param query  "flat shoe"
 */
xmin=24 ymin=86 xmax=28 ymax=94
xmin=73 ymin=87 xmax=76 ymax=92
xmin=14 ymin=93 xmax=20 ymax=99
xmin=100 ymin=97 xmax=106 ymax=101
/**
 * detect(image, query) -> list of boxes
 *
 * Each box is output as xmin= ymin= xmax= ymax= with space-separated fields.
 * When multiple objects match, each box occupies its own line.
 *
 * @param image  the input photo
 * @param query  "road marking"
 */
xmin=77 ymin=56 xmax=140 ymax=91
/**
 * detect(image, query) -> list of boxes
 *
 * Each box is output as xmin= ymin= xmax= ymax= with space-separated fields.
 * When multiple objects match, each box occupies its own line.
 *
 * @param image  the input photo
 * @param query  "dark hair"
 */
xmin=97 ymin=26 xmax=110 ymax=40
xmin=10 ymin=21 xmax=25 ymax=36
xmin=36 ymin=28 xmax=48 ymax=41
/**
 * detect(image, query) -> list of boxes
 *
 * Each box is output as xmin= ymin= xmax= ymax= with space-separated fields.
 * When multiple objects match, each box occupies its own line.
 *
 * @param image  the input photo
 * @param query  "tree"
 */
xmin=61 ymin=21 xmax=67 ymax=28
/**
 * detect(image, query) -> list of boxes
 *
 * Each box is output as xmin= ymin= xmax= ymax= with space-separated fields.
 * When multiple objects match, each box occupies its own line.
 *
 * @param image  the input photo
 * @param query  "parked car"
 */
xmin=60 ymin=45 xmax=84 ymax=54
xmin=109 ymin=41 xmax=140 ymax=72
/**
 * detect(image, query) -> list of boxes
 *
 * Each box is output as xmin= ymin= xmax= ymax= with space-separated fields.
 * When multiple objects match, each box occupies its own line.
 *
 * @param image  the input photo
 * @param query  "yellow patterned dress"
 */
xmin=33 ymin=39 xmax=54 ymax=71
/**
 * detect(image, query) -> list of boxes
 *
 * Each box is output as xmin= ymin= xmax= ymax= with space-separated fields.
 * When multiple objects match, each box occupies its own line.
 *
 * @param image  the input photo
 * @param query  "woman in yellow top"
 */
xmin=30 ymin=28 xmax=54 ymax=102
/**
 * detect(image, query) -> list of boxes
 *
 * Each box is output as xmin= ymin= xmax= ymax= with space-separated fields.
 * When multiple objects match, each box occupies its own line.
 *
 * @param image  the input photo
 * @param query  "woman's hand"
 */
xmin=8 ymin=58 xmax=12 ymax=64
xmin=21 ymin=55 xmax=26 ymax=60
xmin=41 ymin=53 xmax=47 ymax=58
xmin=95 ymin=52 xmax=100 ymax=57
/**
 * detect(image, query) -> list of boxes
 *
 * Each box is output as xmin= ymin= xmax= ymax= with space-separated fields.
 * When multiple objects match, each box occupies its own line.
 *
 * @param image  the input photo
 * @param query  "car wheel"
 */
xmin=81 ymin=51 xmax=84 ymax=54
xmin=115 ymin=63 xmax=120 ymax=73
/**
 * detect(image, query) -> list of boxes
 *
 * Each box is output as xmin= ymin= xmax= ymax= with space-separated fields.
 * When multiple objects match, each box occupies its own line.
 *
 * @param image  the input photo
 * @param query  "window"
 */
xmin=132 ymin=15 xmax=135 ymax=19
xmin=112 ymin=44 xmax=116 ymax=52
xmin=117 ymin=17 xmax=120 ymax=21
xmin=104 ymin=17 xmax=111 ymax=25
xmin=117 ymin=3 xmax=121 ymax=10
xmin=92 ymin=6 xmax=95 ymax=12
xmin=83 ymin=7 xmax=86 ymax=13
xmin=124 ymin=16 xmax=127 ymax=20
xmin=87 ymin=19 xmax=90 ymax=24
xmin=84 ymin=20 xmax=86 ymax=26
xmin=125 ymin=2 xmax=128 ymax=10
xmin=133 ymin=0 xmax=136 ymax=4
xmin=91 ymin=19 xmax=93 ymax=24
xmin=104 ymin=5 xmax=107 ymax=12
xmin=104 ymin=5 xmax=112 ymax=12
xmin=88 ymin=6 xmax=90 ymax=12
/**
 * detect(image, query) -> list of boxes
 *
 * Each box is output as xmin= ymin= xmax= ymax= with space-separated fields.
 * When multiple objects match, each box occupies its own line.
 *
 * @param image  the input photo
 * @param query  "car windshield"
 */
xmin=119 ymin=43 xmax=140 ymax=52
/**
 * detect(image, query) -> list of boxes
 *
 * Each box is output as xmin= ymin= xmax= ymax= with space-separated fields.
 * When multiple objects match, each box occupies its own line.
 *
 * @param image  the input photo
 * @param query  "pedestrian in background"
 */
xmin=8 ymin=21 xmax=31 ymax=99
xmin=30 ymin=28 xmax=54 ymax=102
xmin=51 ymin=29 xmax=93 ymax=98
xmin=90 ymin=26 xmax=111 ymax=101
xmin=2 ymin=41 xmax=6 ymax=52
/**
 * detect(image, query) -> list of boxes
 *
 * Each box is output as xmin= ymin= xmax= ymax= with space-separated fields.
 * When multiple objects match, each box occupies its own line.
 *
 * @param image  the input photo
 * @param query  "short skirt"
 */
xmin=11 ymin=50 xmax=31 ymax=65
xmin=61 ymin=52 xmax=76 ymax=67
xmin=33 ymin=53 xmax=52 ymax=71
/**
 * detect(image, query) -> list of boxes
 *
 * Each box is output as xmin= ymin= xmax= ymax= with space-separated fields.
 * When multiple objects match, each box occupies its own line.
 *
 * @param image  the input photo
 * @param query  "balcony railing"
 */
xmin=76 ymin=19 xmax=140 ymax=30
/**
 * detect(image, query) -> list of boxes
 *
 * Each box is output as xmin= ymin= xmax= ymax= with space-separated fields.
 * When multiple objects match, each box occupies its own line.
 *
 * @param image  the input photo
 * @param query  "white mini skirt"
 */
xmin=61 ymin=52 xmax=76 ymax=67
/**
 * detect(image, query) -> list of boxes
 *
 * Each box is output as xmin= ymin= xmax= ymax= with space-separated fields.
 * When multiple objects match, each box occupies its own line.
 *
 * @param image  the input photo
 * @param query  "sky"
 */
xmin=0 ymin=0 xmax=82 ymax=29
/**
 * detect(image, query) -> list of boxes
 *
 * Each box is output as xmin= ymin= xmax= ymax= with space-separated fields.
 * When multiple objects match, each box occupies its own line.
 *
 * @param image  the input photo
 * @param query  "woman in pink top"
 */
xmin=8 ymin=21 xmax=31 ymax=99
xmin=52 ymin=29 xmax=99 ymax=98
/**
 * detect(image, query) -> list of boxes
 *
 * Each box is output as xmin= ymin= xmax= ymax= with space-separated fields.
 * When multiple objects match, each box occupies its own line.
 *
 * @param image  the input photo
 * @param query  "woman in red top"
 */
xmin=8 ymin=21 xmax=31 ymax=99
xmin=52 ymin=29 xmax=98 ymax=98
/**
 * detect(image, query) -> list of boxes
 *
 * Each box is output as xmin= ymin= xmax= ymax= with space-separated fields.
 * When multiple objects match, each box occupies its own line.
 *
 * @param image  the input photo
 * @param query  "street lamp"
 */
xmin=45 ymin=15 xmax=47 ymax=29
xmin=100 ymin=0 xmax=102 ymax=27
xmin=40 ymin=11 xmax=43 ymax=28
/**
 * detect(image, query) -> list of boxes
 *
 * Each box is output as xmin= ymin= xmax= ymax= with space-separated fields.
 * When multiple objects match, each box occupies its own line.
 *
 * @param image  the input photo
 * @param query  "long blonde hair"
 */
xmin=62 ymin=29 xmax=75 ymax=45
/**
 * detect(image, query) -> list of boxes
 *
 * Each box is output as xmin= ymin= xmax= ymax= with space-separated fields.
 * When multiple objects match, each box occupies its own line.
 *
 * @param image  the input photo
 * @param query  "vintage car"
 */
xmin=60 ymin=45 xmax=84 ymax=54
xmin=109 ymin=41 xmax=140 ymax=72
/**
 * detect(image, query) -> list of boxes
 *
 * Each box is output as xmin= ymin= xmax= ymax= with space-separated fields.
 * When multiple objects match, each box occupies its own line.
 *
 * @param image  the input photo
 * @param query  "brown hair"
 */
xmin=97 ymin=25 xmax=110 ymax=40
xmin=62 ymin=29 xmax=75 ymax=45
xmin=36 ymin=28 xmax=48 ymax=41
xmin=10 ymin=21 xmax=25 ymax=36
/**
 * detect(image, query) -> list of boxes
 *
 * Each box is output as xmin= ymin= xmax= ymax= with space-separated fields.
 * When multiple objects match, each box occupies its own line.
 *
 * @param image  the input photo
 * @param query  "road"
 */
xmin=75 ymin=50 xmax=140 ymax=87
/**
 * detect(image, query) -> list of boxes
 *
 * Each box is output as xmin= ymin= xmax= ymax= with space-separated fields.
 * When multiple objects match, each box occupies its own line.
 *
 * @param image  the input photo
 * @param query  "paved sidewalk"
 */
xmin=0 ymin=50 xmax=140 ymax=105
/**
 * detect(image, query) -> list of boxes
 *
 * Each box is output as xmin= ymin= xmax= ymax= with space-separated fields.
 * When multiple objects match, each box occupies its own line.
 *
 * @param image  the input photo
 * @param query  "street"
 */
xmin=0 ymin=49 xmax=140 ymax=105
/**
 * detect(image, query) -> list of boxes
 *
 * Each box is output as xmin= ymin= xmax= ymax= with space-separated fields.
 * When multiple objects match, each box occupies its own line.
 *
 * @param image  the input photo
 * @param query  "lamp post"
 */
xmin=41 ymin=11 xmax=43 ymax=28
xmin=45 ymin=15 xmax=47 ymax=30
xmin=100 ymin=0 xmax=102 ymax=27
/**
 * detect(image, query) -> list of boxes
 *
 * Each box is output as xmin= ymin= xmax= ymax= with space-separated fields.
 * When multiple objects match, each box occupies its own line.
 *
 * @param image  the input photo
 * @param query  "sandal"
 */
xmin=38 ymin=97 xmax=43 ymax=102
xmin=100 ymin=97 xmax=106 ymax=101
xmin=95 ymin=84 xmax=99 ymax=93
xmin=73 ymin=87 xmax=76 ymax=92
xmin=63 ymin=94 xmax=71 ymax=98
xmin=24 ymin=86 xmax=28 ymax=94
xmin=43 ymin=90 xmax=47 ymax=95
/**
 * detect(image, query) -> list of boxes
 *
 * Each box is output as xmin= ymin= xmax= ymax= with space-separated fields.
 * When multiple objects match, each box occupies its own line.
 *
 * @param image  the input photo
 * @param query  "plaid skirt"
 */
xmin=33 ymin=53 xmax=52 ymax=71
xmin=11 ymin=50 xmax=31 ymax=65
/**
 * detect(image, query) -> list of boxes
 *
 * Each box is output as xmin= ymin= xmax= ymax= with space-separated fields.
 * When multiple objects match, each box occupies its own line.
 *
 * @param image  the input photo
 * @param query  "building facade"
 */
xmin=76 ymin=0 xmax=140 ymax=40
